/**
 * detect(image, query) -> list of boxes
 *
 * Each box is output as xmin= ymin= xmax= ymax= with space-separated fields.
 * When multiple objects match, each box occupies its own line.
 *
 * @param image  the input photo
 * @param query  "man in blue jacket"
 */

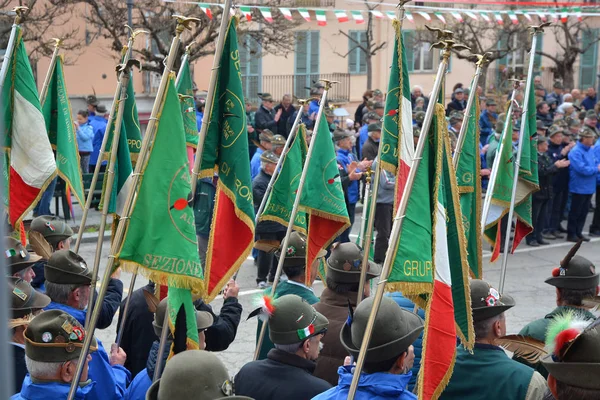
xmin=313 ymin=296 xmax=424 ymax=400
xmin=42 ymin=250 xmax=130 ymax=399
xmin=581 ymin=87 xmax=597 ymax=111
xmin=11 ymin=309 xmax=99 ymax=400
xmin=566 ymin=126 xmax=600 ymax=242
xmin=479 ymin=99 xmax=498 ymax=146
xmin=89 ymin=104 xmax=108 ymax=173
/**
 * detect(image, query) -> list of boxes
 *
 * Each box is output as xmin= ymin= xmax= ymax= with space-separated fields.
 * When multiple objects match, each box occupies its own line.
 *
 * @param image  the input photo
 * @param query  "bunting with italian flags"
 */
xmin=199 ymin=4 xmax=213 ymax=19
xmin=298 ymin=8 xmax=310 ymax=21
xmin=455 ymin=94 xmax=483 ymax=278
xmin=41 ymin=55 xmax=85 ymax=208
xmin=240 ymin=6 xmax=252 ymax=21
xmin=380 ymin=22 xmax=414 ymax=211
xmin=280 ymin=8 xmax=293 ymax=20
xmin=335 ymin=10 xmax=349 ymax=23
xmin=259 ymin=7 xmax=273 ymax=22
xmin=199 ymin=17 xmax=255 ymax=301
xmin=298 ymin=111 xmax=350 ymax=283
xmin=351 ymin=10 xmax=364 ymax=24
xmin=316 ymin=10 xmax=327 ymax=26
xmin=2 ymin=26 xmax=57 ymax=227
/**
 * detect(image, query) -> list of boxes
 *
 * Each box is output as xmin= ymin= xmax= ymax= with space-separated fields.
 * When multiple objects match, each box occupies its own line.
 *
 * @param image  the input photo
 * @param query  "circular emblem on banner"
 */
xmin=168 ymin=164 xmax=196 ymax=244
xmin=220 ymin=89 xmax=246 ymax=149
xmin=323 ymin=158 xmax=345 ymax=201
xmin=382 ymin=86 xmax=400 ymax=140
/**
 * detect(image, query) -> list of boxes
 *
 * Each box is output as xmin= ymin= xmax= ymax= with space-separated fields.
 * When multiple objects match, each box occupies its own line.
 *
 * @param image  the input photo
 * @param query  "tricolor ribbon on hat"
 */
xmin=45 ymin=222 xmax=55 ymax=232
xmin=297 ymin=323 xmax=315 ymax=340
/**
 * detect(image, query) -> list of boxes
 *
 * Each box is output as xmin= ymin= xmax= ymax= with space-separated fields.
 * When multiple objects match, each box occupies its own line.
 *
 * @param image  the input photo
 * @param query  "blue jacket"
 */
xmin=124 ymin=369 xmax=151 ymax=400
xmin=595 ymin=144 xmax=600 ymax=185
xmin=250 ymin=148 xmax=264 ymax=180
xmin=12 ymin=376 xmax=97 ymax=400
xmin=569 ymin=142 xmax=599 ymax=195
xmin=387 ymin=293 xmax=424 ymax=392
xmin=358 ymin=124 xmax=369 ymax=158
xmin=89 ymin=116 xmax=107 ymax=166
xmin=196 ymin=111 xmax=203 ymax=132
xmin=337 ymin=149 xmax=359 ymax=204
xmin=44 ymin=302 xmax=130 ymax=400
xmin=76 ymin=121 xmax=94 ymax=152
xmin=479 ymin=110 xmax=497 ymax=145
xmin=312 ymin=366 xmax=416 ymax=400
xmin=309 ymin=99 xmax=320 ymax=117
xmin=581 ymin=95 xmax=597 ymax=111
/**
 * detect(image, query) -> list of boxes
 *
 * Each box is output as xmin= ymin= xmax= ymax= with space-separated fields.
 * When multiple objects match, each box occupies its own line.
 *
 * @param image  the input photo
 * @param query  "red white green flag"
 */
xmin=1 ymin=26 xmax=57 ymax=227
xmin=298 ymin=9 xmax=311 ymax=22
xmin=380 ymin=22 xmax=414 ymax=211
xmin=351 ymin=10 xmax=364 ymax=24
xmin=280 ymin=8 xmax=293 ymax=21
xmin=239 ymin=6 xmax=252 ymax=21
xmin=434 ymin=12 xmax=446 ymax=24
xmin=334 ymin=10 xmax=349 ymax=23
xmin=480 ymin=12 xmax=491 ymax=22
xmin=371 ymin=10 xmax=384 ymax=19
xmin=199 ymin=4 xmax=213 ymax=19
xmin=199 ymin=18 xmax=255 ymax=301
xmin=259 ymin=7 xmax=273 ymax=22
xmin=417 ymin=11 xmax=431 ymax=21
xmin=450 ymin=11 xmax=463 ymax=22
xmin=315 ymin=10 xmax=327 ymax=26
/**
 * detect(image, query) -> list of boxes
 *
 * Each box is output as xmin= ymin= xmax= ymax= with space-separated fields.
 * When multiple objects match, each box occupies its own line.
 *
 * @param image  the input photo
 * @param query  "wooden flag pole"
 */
xmin=347 ymin=38 xmax=459 ymax=400
xmin=498 ymin=24 xmax=548 ymax=294
xmin=253 ymin=80 xmax=337 ymax=361
xmin=356 ymin=2 xmax=408 ymax=304
xmin=66 ymin=16 xmax=199 ymax=400
xmin=190 ymin=0 xmax=233 ymax=199
xmin=83 ymin=59 xmax=139 ymax=331
xmin=452 ymin=52 xmax=490 ymax=168
xmin=480 ymin=81 xmax=521 ymax=232
xmin=39 ymin=38 xmax=63 ymax=106
xmin=73 ymin=27 xmax=148 ymax=252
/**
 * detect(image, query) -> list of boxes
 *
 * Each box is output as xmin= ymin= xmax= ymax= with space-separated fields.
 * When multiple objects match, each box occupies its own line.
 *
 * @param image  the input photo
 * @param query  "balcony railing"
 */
xmin=242 ymin=73 xmax=351 ymax=105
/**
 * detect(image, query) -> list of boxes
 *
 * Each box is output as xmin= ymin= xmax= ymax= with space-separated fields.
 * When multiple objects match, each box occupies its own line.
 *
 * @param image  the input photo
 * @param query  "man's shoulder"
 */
xmin=518 ymin=318 xmax=548 ymax=342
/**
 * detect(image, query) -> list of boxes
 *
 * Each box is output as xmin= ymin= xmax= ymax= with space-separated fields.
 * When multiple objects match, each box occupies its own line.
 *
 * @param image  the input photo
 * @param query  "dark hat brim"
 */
xmin=44 ymin=263 xmax=93 ymax=285
xmin=275 ymin=248 xmax=327 ymax=267
xmin=9 ymin=253 xmax=43 ymax=275
xmin=541 ymin=354 xmax=600 ymax=390
xmin=326 ymin=259 xmax=381 ymax=284
xmin=472 ymin=294 xmax=515 ymax=322
xmin=146 ymin=379 xmax=160 ymax=400
xmin=340 ymin=309 xmax=424 ymax=362
xmin=545 ymin=274 xmax=599 ymax=290
xmin=269 ymin=309 xmax=329 ymax=345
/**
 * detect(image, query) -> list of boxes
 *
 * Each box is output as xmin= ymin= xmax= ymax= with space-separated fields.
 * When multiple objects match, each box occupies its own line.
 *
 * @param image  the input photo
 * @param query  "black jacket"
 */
xmin=274 ymin=104 xmax=297 ymax=138
xmin=547 ymin=142 xmax=569 ymax=191
xmin=253 ymin=170 xmax=286 ymax=235
xmin=235 ymin=349 xmax=332 ymax=400
xmin=11 ymin=343 xmax=26 ymax=395
xmin=255 ymin=105 xmax=278 ymax=134
xmin=446 ymin=99 xmax=466 ymax=116
xmin=534 ymin=151 xmax=559 ymax=201
xmin=117 ymin=282 xmax=243 ymax=377
xmin=536 ymin=112 xmax=553 ymax=128
xmin=361 ymin=137 xmax=379 ymax=161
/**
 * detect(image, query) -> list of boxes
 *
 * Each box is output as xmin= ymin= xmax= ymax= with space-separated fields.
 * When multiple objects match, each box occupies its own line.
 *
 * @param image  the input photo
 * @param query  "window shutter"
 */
xmin=348 ymin=31 xmax=358 ymax=74
xmin=295 ymin=31 xmax=308 ymax=75
xmin=359 ymin=31 xmax=368 ymax=74
xmin=533 ymin=33 xmax=543 ymax=70
xmin=310 ymin=31 xmax=320 ymax=75
xmin=579 ymin=29 xmax=598 ymax=89
xmin=402 ymin=30 xmax=415 ymax=73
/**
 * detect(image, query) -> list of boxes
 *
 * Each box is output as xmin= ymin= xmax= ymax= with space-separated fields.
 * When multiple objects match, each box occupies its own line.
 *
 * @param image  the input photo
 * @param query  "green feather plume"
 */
xmin=545 ymin=311 xmax=575 ymax=352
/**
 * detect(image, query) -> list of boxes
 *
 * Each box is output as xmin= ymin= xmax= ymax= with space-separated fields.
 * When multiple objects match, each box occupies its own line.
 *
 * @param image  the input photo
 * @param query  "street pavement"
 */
xmin=79 ymin=207 xmax=600 ymax=376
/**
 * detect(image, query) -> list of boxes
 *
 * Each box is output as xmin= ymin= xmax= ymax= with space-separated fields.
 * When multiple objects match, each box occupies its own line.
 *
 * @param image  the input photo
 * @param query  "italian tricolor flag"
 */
xmin=434 ymin=12 xmax=446 ymax=23
xmin=508 ymin=11 xmax=519 ymax=24
xmin=240 ymin=6 xmax=252 ymax=21
xmin=1 ymin=26 xmax=57 ymax=227
xmin=315 ymin=10 xmax=327 ymax=26
xmin=298 ymin=8 xmax=311 ymax=22
xmin=335 ymin=10 xmax=349 ymax=23
xmin=494 ymin=12 xmax=504 ymax=24
xmin=259 ymin=7 xmax=273 ymax=23
xmin=480 ymin=12 xmax=491 ymax=22
xmin=199 ymin=3 xmax=213 ymax=19
xmin=371 ymin=10 xmax=384 ymax=19
xmin=451 ymin=11 xmax=463 ymax=22
xmin=417 ymin=11 xmax=431 ymax=21
xmin=280 ymin=8 xmax=293 ymax=21
xmin=465 ymin=11 xmax=478 ymax=21
xmin=351 ymin=10 xmax=364 ymax=24
xmin=379 ymin=20 xmax=414 ymax=212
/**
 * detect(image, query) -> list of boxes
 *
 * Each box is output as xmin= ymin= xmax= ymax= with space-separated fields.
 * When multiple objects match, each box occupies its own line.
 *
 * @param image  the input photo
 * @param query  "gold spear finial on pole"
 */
xmin=319 ymin=79 xmax=338 ymax=90
xmin=51 ymin=38 xmax=63 ymax=49
xmin=13 ymin=6 xmax=28 ymax=24
xmin=297 ymin=98 xmax=310 ymax=105
xmin=173 ymin=15 xmax=201 ymax=34
xmin=185 ymin=41 xmax=197 ymax=55
xmin=398 ymin=0 xmax=411 ymax=8
xmin=471 ymin=51 xmax=493 ymax=68
xmin=530 ymin=21 xmax=552 ymax=34
xmin=425 ymin=25 xmax=454 ymax=41
xmin=116 ymin=58 xmax=141 ymax=76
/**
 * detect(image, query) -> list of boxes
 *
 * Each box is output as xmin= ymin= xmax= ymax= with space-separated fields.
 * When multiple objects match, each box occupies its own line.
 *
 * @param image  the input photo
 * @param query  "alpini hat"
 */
xmin=579 ymin=126 xmax=597 ymax=139
xmin=332 ymin=129 xmax=353 ymax=141
xmin=541 ymin=315 xmax=600 ymax=390
xmin=4 ymin=237 xmax=42 ymax=275
xmin=258 ymin=93 xmax=274 ymax=101
xmin=340 ymin=296 xmax=424 ymax=362
xmin=260 ymin=151 xmax=279 ymax=165
xmin=275 ymin=231 xmax=326 ymax=268
xmin=271 ymin=134 xmax=286 ymax=146
xmin=545 ymin=241 xmax=598 ymax=290
xmin=326 ymin=243 xmax=381 ymax=284
xmin=367 ymin=123 xmax=382 ymax=133
xmin=24 ymin=309 xmax=97 ymax=362
xmin=45 ymin=250 xmax=93 ymax=285
xmin=146 ymin=350 xmax=253 ymax=400
xmin=29 ymin=216 xmax=73 ymax=248
xmin=470 ymin=279 xmax=514 ymax=322
xmin=258 ymin=129 xmax=274 ymax=143
xmin=8 ymin=277 xmax=50 ymax=323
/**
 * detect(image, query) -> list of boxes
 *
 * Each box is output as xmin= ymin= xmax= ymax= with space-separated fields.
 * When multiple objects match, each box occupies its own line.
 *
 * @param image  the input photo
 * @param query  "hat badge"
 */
xmin=45 ymin=222 xmax=55 ymax=232
xmin=485 ymin=287 xmax=500 ymax=307
xmin=4 ymin=248 xmax=16 ymax=258
xmin=286 ymin=246 xmax=296 ymax=257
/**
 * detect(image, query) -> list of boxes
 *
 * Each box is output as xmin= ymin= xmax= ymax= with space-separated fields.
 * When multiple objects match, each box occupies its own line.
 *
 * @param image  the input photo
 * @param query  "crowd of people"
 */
xmin=6 ymin=214 xmax=600 ymax=399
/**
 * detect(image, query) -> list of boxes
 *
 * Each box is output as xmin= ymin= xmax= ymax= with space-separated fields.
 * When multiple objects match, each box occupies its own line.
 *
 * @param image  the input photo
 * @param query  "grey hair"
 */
xmin=274 ymin=342 xmax=303 ymax=354
xmin=474 ymin=313 xmax=503 ymax=340
xmin=13 ymin=268 xmax=30 ymax=280
xmin=25 ymin=356 xmax=75 ymax=378
xmin=45 ymin=281 xmax=80 ymax=305
xmin=282 ymin=93 xmax=292 ymax=100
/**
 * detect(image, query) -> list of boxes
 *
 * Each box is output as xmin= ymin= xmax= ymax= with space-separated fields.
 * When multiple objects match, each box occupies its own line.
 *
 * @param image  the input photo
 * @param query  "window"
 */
xmin=294 ymin=31 xmax=319 ymax=98
xmin=579 ymin=29 xmax=598 ymax=90
xmin=151 ymin=31 xmax=171 ymax=56
xmin=403 ymin=30 xmax=436 ymax=73
xmin=239 ymin=35 xmax=262 ymax=103
xmin=348 ymin=31 xmax=367 ymax=75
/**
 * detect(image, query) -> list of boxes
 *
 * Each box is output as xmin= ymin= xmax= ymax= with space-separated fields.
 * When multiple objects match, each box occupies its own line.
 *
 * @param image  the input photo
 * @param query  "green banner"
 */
xmin=41 ymin=56 xmax=85 ymax=206
xmin=176 ymin=56 xmax=199 ymax=148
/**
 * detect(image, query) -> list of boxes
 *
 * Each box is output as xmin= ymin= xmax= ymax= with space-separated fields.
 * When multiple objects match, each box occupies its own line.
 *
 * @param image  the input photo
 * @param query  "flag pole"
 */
xmin=480 ymin=81 xmax=521 ymax=232
xmin=66 ymin=16 xmax=199 ymax=400
xmin=83 ymin=59 xmax=139 ymax=331
xmin=39 ymin=38 xmax=63 ymax=106
xmin=356 ymin=2 xmax=408 ymax=304
xmin=347 ymin=37 xmax=462 ymax=400
xmin=190 ymin=0 xmax=233 ymax=200
xmin=0 ymin=7 xmax=27 ymax=95
xmin=357 ymin=169 xmax=370 ymax=249
xmin=253 ymin=80 xmax=337 ymax=361
xmin=74 ymin=27 xmax=148 ymax=252
xmin=452 ymin=52 xmax=490 ymax=168
xmin=498 ymin=24 xmax=547 ymax=294
xmin=254 ymin=101 xmax=307 ymax=224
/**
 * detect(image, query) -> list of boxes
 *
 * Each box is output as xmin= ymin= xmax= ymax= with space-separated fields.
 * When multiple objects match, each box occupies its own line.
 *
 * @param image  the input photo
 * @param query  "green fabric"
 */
xmin=380 ymin=21 xmax=411 ymax=174
xmin=167 ymin=286 xmax=199 ymax=351
xmin=441 ymin=345 xmax=534 ymax=400
xmin=516 ymin=305 xmax=596 ymax=378
xmin=175 ymin=56 xmax=199 ymax=148
xmin=41 ymin=56 xmax=85 ymax=206
xmin=256 ymin=280 xmax=319 ymax=360
xmin=100 ymin=118 xmax=133 ymax=215
xmin=259 ymin=124 xmax=308 ymax=232
xmin=198 ymin=17 xmax=254 ymax=226
xmin=117 ymin=74 xmax=203 ymax=293
xmin=123 ymin=69 xmax=143 ymax=161
xmin=455 ymin=93 xmax=482 ymax=279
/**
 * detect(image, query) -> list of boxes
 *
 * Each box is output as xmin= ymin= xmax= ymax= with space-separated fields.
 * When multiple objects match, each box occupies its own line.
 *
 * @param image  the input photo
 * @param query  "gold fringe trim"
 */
xmin=119 ymin=259 xmax=205 ymax=295
xmin=259 ymin=214 xmax=307 ymax=236
xmin=457 ymin=186 xmax=474 ymax=194
xmin=385 ymin=282 xmax=433 ymax=297
xmin=380 ymin=160 xmax=398 ymax=176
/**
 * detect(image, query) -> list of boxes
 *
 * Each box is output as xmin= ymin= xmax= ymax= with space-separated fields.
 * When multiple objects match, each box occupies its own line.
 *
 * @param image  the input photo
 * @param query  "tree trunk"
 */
xmin=480 ymin=64 xmax=490 ymax=94
xmin=563 ymin=69 xmax=575 ymax=91
xmin=366 ymin=54 xmax=372 ymax=91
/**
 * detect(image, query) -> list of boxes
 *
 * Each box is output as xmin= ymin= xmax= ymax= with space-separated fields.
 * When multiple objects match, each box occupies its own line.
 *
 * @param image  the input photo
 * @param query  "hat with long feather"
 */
xmin=545 ymin=240 xmax=598 ymax=290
